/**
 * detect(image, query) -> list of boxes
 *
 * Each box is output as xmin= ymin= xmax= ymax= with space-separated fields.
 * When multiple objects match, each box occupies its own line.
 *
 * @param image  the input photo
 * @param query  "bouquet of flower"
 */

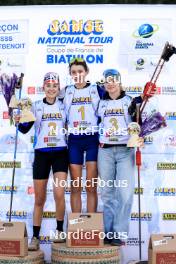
xmin=0 ymin=73 xmax=18 ymax=117
xmin=139 ymin=111 xmax=167 ymax=137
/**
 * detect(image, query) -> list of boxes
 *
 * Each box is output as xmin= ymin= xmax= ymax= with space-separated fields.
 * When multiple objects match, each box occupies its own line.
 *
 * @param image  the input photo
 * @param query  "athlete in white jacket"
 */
xmin=15 ymin=72 xmax=68 ymax=250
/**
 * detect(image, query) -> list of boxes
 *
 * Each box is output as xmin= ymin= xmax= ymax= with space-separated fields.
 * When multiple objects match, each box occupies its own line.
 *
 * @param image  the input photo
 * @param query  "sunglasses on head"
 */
xmin=69 ymin=58 xmax=85 ymax=64
xmin=44 ymin=72 xmax=59 ymax=83
xmin=103 ymin=69 xmax=120 ymax=77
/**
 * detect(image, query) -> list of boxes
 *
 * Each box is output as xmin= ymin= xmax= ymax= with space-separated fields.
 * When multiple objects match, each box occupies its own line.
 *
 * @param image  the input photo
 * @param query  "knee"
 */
xmin=120 ymin=193 xmax=133 ymax=205
xmin=86 ymin=185 xmax=97 ymax=194
xmin=35 ymin=195 xmax=46 ymax=207
xmin=71 ymin=186 xmax=82 ymax=194
xmin=54 ymin=191 xmax=65 ymax=202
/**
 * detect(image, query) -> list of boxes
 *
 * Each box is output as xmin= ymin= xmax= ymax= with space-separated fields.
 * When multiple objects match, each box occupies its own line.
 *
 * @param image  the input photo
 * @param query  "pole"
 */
xmin=9 ymin=73 xmax=24 ymax=222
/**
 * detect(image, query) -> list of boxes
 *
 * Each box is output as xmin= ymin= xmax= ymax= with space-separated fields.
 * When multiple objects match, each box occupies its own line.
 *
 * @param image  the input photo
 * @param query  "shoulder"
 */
xmin=131 ymin=95 xmax=143 ymax=104
xmin=57 ymin=97 xmax=65 ymax=107
xmin=97 ymin=84 xmax=105 ymax=98
xmin=62 ymin=85 xmax=75 ymax=99
xmin=33 ymin=100 xmax=43 ymax=108
xmin=122 ymin=94 xmax=133 ymax=103
xmin=65 ymin=84 xmax=74 ymax=92
xmin=89 ymin=83 xmax=105 ymax=98
xmin=98 ymin=99 xmax=108 ymax=108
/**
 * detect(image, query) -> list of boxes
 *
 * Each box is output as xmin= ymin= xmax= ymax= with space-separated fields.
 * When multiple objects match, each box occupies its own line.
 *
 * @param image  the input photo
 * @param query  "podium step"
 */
xmin=52 ymin=255 xmax=120 ymax=264
xmin=51 ymin=243 xmax=120 ymax=263
xmin=0 ymin=250 xmax=44 ymax=264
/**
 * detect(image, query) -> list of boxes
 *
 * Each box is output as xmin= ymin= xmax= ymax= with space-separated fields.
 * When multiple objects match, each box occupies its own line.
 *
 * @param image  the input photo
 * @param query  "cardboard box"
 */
xmin=0 ymin=221 xmax=28 ymax=257
xmin=148 ymin=234 xmax=176 ymax=264
xmin=67 ymin=213 xmax=104 ymax=247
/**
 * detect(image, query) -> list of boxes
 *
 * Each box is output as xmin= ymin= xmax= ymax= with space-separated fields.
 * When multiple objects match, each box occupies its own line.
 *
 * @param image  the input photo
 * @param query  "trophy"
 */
xmin=16 ymin=98 xmax=36 ymax=124
xmin=127 ymin=122 xmax=141 ymax=147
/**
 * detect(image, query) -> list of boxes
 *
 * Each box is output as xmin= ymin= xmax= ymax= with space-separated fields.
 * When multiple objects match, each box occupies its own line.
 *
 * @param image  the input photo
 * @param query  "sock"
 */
xmin=33 ymin=226 xmax=41 ymax=239
xmin=56 ymin=220 xmax=64 ymax=232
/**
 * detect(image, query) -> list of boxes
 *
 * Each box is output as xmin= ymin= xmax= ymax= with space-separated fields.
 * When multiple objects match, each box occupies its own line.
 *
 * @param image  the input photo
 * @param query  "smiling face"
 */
xmin=70 ymin=64 xmax=88 ymax=86
xmin=43 ymin=82 xmax=60 ymax=100
xmin=104 ymin=76 xmax=121 ymax=95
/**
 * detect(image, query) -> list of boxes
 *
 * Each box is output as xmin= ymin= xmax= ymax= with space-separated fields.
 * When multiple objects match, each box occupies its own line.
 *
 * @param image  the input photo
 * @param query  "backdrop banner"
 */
xmin=0 ymin=4 xmax=176 ymax=263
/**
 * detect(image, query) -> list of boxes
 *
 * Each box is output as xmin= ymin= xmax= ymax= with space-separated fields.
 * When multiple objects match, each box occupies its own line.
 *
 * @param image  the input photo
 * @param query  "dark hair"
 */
xmin=69 ymin=58 xmax=89 ymax=74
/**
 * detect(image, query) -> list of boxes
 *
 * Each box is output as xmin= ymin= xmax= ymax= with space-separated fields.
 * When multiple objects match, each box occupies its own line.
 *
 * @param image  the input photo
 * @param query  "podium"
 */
xmin=51 ymin=243 xmax=120 ymax=263
xmin=0 ymin=250 xmax=44 ymax=264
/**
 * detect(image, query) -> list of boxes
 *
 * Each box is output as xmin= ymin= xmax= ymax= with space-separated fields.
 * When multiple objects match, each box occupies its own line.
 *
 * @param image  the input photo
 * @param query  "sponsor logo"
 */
xmin=27 ymin=186 xmax=34 ymax=195
xmin=157 ymin=163 xmax=176 ymax=170
xmin=165 ymin=112 xmax=176 ymax=120
xmin=39 ymin=235 xmax=52 ymax=244
xmin=0 ymin=161 xmax=21 ymax=168
xmin=164 ymin=135 xmax=176 ymax=147
xmin=162 ymin=86 xmax=176 ymax=95
xmin=163 ymin=213 xmax=176 ymax=220
xmin=133 ymin=23 xmax=159 ymax=50
xmin=27 ymin=86 xmax=44 ymax=94
xmin=37 ymin=19 xmax=114 ymax=64
xmin=2 ymin=112 xmax=9 ymax=119
xmin=27 ymin=186 xmax=53 ymax=194
xmin=27 ymin=86 xmax=35 ymax=94
xmin=133 ymin=23 xmax=159 ymax=39
xmin=144 ymin=136 xmax=153 ymax=144
xmin=127 ymin=237 xmax=145 ymax=246
xmin=155 ymin=188 xmax=176 ymax=196
xmin=0 ymin=186 xmax=17 ymax=193
xmin=43 ymin=211 xmax=56 ymax=218
xmin=6 ymin=211 xmax=28 ymax=219
xmin=131 ymin=212 xmax=152 ymax=221
xmin=134 ymin=188 xmax=144 ymax=194
xmin=125 ymin=86 xmax=143 ymax=94
xmin=134 ymin=58 xmax=145 ymax=70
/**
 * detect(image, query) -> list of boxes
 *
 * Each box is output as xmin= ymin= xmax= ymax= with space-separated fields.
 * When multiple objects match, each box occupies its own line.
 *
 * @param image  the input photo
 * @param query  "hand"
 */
xmin=137 ymin=137 xmax=144 ymax=148
xmin=143 ymin=82 xmax=157 ymax=98
xmin=13 ymin=114 xmax=21 ymax=124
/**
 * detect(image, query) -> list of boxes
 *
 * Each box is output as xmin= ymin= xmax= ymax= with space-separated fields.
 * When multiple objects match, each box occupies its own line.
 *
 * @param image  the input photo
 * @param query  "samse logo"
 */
xmin=47 ymin=19 xmax=103 ymax=36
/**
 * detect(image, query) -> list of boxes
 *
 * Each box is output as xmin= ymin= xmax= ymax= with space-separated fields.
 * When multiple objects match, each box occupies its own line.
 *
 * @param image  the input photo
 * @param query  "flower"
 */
xmin=139 ymin=111 xmax=167 ymax=137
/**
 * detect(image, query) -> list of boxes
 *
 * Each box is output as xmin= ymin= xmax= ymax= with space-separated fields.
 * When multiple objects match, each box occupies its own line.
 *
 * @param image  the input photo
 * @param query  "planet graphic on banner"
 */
xmin=133 ymin=23 xmax=159 ymax=38
xmin=136 ymin=58 xmax=145 ymax=66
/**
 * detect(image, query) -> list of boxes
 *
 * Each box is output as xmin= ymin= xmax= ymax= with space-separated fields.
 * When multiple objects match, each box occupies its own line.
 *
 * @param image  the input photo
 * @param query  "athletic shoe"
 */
xmin=111 ymin=238 xmax=125 ymax=246
xmin=104 ymin=237 xmax=113 ymax=245
xmin=50 ymin=230 xmax=66 ymax=243
xmin=28 ymin=236 xmax=40 ymax=251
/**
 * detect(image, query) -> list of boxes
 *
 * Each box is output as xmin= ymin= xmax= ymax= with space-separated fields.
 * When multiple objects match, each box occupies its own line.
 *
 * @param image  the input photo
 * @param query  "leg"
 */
xmin=85 ymin=134 xmax=99 ymax=212
xmin=113 ymin=147 xmax=135 ymax=235
xmin=52 ymin=149 xmax=68 ymax=225
xmin=33 ymin=179 xmax=48 ymax=227
xmin=52 ymin=171 xmax=67 ymax=243
xmin=69 ymin=164 xmax=83 ymax=212
xmin=53 ymin=172 xmax=67 ymax=222
xmin=86 ymin=161 xmax=98 ymax=213
xmin=29 ymin=151 xmax=50 ymax=250
xmin=32 ymin=151 xmax=51 ymax=235
xmin=68 ymin=136 xmax=84 ymax=213
xmin=98 ymin=147 xmax=116 ymax=234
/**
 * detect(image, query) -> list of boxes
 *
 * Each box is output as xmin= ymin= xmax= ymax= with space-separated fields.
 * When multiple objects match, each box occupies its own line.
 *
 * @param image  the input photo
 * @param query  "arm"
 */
xmin=97 ymin=84 xmax=105 ymax=99
xmin=128 ymin=81 xmax=157 ymax=123
xmin=128 ymin=96 xmax=143 ymax=124
xmin=15 ymin=101 xmax=36 ymax=133
xmin=18 ymin=121 xmax=34 ymax=134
